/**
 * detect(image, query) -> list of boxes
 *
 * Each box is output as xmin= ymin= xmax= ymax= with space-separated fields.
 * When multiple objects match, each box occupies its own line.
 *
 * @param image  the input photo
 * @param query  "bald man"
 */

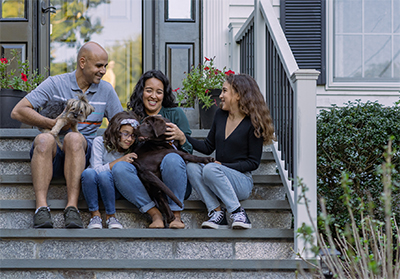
xmin=11 ymin=42 xmax=123 ymax=229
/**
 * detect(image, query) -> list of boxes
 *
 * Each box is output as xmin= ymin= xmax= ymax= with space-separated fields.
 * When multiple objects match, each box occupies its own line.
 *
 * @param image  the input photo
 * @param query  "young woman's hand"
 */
xmin=121 ymin=152 xmax=138 ymax=163
xmin=165 ymin=122 xmax=186 ymax=145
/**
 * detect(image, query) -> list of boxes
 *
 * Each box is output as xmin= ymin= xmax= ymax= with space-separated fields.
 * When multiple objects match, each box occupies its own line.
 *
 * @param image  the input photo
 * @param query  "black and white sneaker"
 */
xmin=201 ymin=209 xmax=229 ymax=229
xmin=230 ymin=207 xmax=252 ymax=229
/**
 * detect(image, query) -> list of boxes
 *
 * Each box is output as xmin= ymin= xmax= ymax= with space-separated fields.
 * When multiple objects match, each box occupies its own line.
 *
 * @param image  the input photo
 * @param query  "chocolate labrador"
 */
xmin=132 ymin=115 xmax=214 ymax=223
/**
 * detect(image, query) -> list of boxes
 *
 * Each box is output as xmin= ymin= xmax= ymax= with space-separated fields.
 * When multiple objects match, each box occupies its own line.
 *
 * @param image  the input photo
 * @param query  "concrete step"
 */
xmin=0 ymin=199 xmax=292 ymax=229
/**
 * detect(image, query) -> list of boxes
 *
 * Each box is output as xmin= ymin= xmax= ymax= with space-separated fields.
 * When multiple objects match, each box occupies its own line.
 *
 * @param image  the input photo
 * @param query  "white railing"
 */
xmin=234 ymin=0 xmax=319 ymax=259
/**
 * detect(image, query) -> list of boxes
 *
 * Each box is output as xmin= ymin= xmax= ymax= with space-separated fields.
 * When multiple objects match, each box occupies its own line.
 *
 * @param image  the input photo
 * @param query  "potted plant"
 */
xmin=176 ymin=57 xmax=235 ymax=128
xmin=0 ymin=49 xmax=46 ymax=128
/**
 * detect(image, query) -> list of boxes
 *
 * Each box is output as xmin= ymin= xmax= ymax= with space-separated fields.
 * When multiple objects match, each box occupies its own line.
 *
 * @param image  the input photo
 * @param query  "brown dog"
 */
xmin=39 ymin=94 xmax=94 ymax=148
xmin=132 ymin=115 xmax=214 ymax=223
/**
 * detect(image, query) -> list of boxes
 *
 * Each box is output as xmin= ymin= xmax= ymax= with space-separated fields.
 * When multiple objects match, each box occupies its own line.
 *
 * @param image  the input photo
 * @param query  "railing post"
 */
xmin=254 ymin=0 xmax=266 ymax=97
xmin=290 ymin=69 xmax=320 ymax=259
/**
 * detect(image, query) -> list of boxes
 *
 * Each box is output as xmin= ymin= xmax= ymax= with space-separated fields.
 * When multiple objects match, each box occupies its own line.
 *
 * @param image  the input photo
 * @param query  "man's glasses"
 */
xmin=119 ymin=132 xmax=135 ymax=139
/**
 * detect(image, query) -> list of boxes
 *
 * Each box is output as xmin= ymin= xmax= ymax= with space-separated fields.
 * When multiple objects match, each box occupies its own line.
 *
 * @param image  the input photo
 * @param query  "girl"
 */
xmin=81 ymin=111 xmax=139 ymax=229
xmin=186 ymin=74 xmax=275 ymax=229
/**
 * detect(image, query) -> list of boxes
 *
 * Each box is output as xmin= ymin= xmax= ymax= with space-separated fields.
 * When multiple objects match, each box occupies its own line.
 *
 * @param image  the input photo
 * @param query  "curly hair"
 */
xmin=225 ymin=74 xmax=275 ymax=145
xmin=127 ymin=70 xmax=176 ymax=119
xmin=103 ymin=111 xmax=139 ymax=153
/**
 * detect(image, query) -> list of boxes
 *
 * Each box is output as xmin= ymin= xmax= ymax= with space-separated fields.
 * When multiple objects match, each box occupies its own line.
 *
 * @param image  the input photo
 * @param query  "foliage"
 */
xmin=177 ymin=57 xmax=235 ymax=109
xmin=316 ymin=100 xmax=400 ymax=230
xmin=297 ymin=140 xmax=400 ymax=278
xmin=0 ymin=49 xmax=46 ymax=93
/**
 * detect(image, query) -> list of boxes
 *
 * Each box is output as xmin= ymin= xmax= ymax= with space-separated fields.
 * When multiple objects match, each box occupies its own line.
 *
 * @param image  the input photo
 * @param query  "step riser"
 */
xmin=0 ymin=210 xmax=292 ymax=229
xmin=0 ymin=185 xmax=286 ymax=201
xmin=0 ymin=161 xmax=278 ymax=176
xmin=0 ymin=239 xmax=294 ymax=260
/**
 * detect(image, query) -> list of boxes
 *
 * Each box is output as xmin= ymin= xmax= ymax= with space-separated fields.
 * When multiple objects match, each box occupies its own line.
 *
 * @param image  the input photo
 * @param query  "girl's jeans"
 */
xmin=186 ymin=162 xmax=253 ymax=213
xmin=112 ymin=153 xmax=188 ymax=213
xmin=81 ymin=169 xmax=121 ymax=215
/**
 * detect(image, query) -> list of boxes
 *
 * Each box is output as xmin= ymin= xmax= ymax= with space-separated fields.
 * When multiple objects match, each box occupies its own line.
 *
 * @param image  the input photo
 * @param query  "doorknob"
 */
xmin=41 ymin=1 xmax=56 ymax=14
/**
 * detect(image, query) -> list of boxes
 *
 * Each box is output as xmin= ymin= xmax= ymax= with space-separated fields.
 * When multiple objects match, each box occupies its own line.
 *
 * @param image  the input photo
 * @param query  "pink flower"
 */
xmin=214 ymin=99 xmax=218 ymax=106
xmin=1 ymin=58 xmax=8 ymax=63
xmin=21 ymin=73 xmax=28 ymax=82
xmin=173 ymin=87 xmax=180 ymax=92
xmin=204 ymin=57 xmax=210 ymax=61
xmin=225 ymin=70 xmax=235 ymax=75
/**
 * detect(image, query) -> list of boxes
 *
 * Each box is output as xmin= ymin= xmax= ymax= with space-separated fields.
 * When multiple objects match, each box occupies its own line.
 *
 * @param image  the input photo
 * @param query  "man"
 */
xmin=11 ymin=42 xmax=123 ymax=228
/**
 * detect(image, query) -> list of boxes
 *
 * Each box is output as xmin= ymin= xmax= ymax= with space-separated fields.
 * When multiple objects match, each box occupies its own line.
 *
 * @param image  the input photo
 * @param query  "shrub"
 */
xmin=317 ymin=100 xmax=400 ymax=230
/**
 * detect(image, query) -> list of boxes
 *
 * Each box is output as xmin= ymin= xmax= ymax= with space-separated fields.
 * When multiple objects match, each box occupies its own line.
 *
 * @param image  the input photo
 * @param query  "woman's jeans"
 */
xmin=112 ymin=153 xmax=188 ymax=213
xmin=186 ymin=162 xmax=253 ymax=213
xmin=81 ymin=169 xmax=121 ymax=215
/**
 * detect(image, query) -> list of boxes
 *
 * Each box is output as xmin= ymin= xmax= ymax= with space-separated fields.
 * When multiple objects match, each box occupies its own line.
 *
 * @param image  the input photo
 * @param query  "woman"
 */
xmin=186 ymin=74 xmax=275 ymax=229
xmin=112 ymin=70 xmax=192 ymax=229
xmin=81 ymin=111 xmax=139 ymax=229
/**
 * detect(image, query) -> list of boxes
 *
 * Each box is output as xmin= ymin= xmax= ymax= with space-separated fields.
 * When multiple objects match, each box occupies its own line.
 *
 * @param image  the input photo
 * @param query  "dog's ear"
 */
xmin=86 ymin=103 xmax=95 ymax=116
xmin=65 ymin=98 xmax=76 ymax=110
xmin=151 ymin=117 xmax=167 ymax=138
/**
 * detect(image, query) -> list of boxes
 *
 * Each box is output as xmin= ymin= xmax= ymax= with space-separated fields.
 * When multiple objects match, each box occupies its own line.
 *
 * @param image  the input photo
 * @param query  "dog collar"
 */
xmin=168 ymin=140 xmax=178 ymax=150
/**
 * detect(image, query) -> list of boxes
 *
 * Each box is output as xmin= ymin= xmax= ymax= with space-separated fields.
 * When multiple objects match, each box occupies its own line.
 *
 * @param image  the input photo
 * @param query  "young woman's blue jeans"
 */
xmin=112 ymin=153 xmax=187 ymax=213
xmin=186 ymin=162 xmax=253 ymax=213
xmin=81 ymin=169 xmax=121 ymax=215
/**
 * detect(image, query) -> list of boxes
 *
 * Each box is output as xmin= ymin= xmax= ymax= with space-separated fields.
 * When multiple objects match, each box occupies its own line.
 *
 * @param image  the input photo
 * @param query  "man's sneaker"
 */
xmin=230 ymin=207 xmax=252 ymax=229
xmin=87 ymin=215 xmax=103 ymax=229
xmin=64 ymin=206 xmax=83 ymax=228
xmin=33 ymin=206 xmax=53 ymax=228
xmin=201 ymin=209 xmax=229 ymax=229
xmin=106 ymin=217 xmax=123 ymax=229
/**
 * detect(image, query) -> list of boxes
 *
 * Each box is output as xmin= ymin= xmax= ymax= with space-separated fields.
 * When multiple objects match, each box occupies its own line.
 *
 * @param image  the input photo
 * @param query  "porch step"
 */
xmin=0 ymin=128 xmax=305 ymax=277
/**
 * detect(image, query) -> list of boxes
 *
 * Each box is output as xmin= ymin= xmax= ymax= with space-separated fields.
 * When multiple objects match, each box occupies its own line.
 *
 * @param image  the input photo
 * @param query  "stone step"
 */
xmin=0 ymin=229 xmax=294 ymax=260
xmin=0 ymin=199 xmax=292 ymax=229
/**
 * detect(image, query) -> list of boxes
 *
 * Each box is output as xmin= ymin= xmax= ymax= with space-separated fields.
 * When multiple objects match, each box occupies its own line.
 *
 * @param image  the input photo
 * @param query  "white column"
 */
xmin=254 ymin=0 xmax=266 ymax=97
xmin=291 ymin=69 xmax=320 ymax=259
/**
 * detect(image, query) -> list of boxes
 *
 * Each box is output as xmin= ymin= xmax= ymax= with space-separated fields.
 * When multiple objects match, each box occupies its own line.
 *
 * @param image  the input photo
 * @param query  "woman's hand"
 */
xmin=165 ymin=122 xmax=186 ymax=145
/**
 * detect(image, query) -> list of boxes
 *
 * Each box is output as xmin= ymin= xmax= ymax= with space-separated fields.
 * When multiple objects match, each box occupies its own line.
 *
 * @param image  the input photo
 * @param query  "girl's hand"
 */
xmin=165 ymin=122 xmax=186 ymax=145
xmin=214 ymin=160 xmax=221 ymax=165
xmin=121 ymin=152 xmax=138 ymax=163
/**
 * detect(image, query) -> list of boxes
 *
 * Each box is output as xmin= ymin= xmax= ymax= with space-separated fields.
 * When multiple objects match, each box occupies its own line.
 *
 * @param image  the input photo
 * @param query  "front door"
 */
xmin=0 ymin=0 xmax=51 ymax=77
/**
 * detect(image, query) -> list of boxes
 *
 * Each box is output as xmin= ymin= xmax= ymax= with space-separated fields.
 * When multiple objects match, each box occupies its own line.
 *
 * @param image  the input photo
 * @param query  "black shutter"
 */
xmin=280 ymin=0 xmax=326 ymax=85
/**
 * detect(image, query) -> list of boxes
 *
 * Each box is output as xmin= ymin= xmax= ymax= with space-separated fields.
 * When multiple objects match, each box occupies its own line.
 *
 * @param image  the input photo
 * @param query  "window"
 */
xmin=332 ymin=0 xmax=399 ymax=85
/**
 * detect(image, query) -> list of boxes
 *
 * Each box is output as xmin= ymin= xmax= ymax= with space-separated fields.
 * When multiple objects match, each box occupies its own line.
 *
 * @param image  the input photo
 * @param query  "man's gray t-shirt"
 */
xmin=26 ymin=71 xmax=123 ymax=140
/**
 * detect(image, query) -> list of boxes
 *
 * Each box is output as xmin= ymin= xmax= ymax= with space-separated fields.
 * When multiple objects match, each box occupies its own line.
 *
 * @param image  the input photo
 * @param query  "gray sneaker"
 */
xmin=87 ymin=215 xmax=103 ymax=229
xmin=106 ymin=217 xmax=123 ymax=229
xmin=33 ymin=206 xmax=53 ymax=228
xmin=64 ymin=206 xmax=83 ymax=228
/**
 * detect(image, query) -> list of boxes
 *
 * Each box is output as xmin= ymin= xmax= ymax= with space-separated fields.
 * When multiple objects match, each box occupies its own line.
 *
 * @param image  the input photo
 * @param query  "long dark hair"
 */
xmin=127 ymin=70 xmax=176 ymax=119
xmin=103 ymin=111 xmax=139 ymax=152
xmin=225 ymin=74 xmax=275 ymax=145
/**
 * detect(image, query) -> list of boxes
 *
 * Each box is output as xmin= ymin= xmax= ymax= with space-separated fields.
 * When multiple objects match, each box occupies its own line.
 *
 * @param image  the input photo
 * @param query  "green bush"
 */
xmin=317 ymin=100 xmax=400 ymax=230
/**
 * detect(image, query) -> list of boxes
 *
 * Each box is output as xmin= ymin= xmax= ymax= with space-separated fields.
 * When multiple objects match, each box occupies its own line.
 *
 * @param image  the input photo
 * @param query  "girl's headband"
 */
xmin=120 ymin=119 xmax=139 ymax=128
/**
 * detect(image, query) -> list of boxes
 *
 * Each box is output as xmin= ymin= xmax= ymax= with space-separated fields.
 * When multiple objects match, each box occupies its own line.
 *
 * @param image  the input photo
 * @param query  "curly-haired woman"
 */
xmin=186 ymin=74 xmax=275 ymax=229
xmin=81 ymin=111 xmax=140 ymax=229
xmin=112 ymin=70 xmax=192 ymax=229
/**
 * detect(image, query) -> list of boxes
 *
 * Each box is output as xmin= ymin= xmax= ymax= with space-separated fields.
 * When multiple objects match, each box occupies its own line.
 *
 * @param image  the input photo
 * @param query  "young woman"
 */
xmin=112 ymin=70 xmax=192 ymax=229
xmin=186 ymin=74 xmax=275 ymax=229
xmin=81 ymin=111 xmax=140 ymax=229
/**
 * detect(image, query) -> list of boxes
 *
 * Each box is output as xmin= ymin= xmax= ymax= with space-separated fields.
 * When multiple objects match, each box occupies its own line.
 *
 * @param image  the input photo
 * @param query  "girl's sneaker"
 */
xmin=201 ymin=209 xmax=229 ymax=229
xmin=106 ymin=217 xmax=123 ymax=229
xmin=230 ymin=207 xmax=252 ymax=229
xmin=87 ymin=215 xmax=102 ymax=229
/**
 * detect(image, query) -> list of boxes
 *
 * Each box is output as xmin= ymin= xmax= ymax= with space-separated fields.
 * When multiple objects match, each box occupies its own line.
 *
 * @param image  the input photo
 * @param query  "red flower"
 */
xmin=204 ymin=57 xmax=210 ymax=61
xmin=173 ymin=87 xmax=180 ymax=92
xmin=205 ymin=89 xmax=209 ymax=94
xmin=225 ymin=70 xmax=235 ymax=75
xmin=1 ymin=58 xmax=8 ymax=63
xmin=204 ymin=66 xmax=210 ymax=71
xmin=21 ymin=73 xmax=28 ymax=82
